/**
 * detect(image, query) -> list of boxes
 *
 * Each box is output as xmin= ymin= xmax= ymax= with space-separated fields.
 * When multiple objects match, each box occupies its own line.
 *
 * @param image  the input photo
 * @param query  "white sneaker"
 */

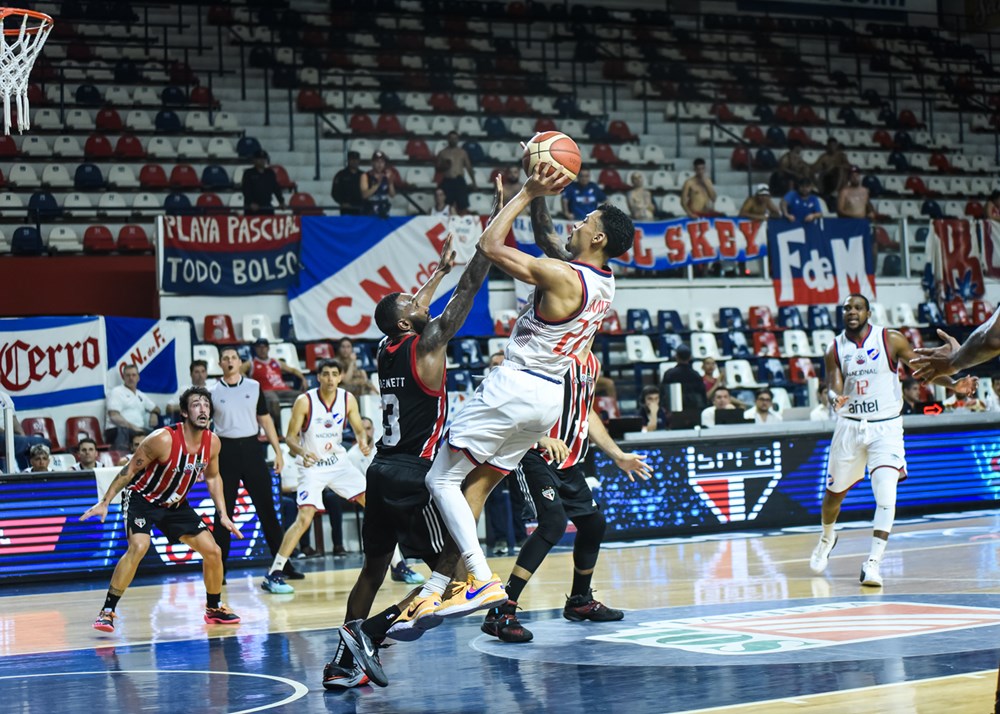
xmin=809 ymin=536 xmax=837 ymax=574
xmin=860 ymin=558 xmax=883 ymax=587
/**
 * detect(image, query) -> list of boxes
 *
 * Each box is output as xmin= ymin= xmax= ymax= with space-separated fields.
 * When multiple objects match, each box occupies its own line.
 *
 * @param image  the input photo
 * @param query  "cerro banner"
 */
xmin=0 ymin=316 xmax=105 ymax=409
xmin=158 ymin=215 xmax=301 ymax=295
xmin=511 ymin=215 xmax=767 ymax=269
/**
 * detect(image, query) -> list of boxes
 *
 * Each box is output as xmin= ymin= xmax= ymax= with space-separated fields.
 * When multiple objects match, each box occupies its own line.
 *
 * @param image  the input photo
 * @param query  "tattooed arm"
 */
xmin=530 ymin=196 xmax=572 ymax=261
xmin=80 ymin=430 xmax=168 ymax=523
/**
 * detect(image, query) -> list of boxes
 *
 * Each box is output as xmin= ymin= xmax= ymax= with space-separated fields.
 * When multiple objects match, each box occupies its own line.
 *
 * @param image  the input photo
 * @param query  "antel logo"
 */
xmin=590 ymin=601 xmax=1000 ymax=655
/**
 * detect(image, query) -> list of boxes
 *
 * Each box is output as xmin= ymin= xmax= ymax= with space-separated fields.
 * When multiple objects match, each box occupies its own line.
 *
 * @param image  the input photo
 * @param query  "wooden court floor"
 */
xmin=1 ymin=511 xmax=998 ymax=713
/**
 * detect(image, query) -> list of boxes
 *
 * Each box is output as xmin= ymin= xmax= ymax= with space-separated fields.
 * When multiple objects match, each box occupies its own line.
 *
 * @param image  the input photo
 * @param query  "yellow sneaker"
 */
xmin=386 ymin=595 xmax=443 ymax=642
xmin=436 ymin=573 xmax=506 ymax=619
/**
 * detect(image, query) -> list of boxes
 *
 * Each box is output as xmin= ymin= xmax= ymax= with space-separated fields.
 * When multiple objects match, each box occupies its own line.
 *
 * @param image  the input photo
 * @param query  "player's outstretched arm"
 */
xmin=587 ymin=410 xmax=652 ymax=482
xmin=79 ymin=431 xmax=167 ymax=522
xmin=912 ymin=308 xmax=1000 ymax=380
xmin=530 ymin=196 xmax=572 ymax=261
xmin=890 ymin=330 xmax=977 ymax=394
xmin=204 ymin=434 xmax=241 ymax=538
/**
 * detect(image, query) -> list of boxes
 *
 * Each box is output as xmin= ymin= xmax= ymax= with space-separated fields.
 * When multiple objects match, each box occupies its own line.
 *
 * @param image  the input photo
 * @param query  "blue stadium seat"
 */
xmin=657 ymin=309 xmax=687 ymax=334
xmin=807 ymin=305 xmax=832 ymax=330
xmin=777 ymin=306 xmax=804 ymax=330
xmin=279 ymin=314 xmax=295 ymax=341
xmin=114 ymin=58 xmax=141 ymax=83
xmin=75 ymin=83 xmax=102 ymax=106
xmin=483 ymin=116 xmax=507 ymax=139
xmin=378 ymin=91 xmax=403 ymax=112
xmin=554 ymin=96 xmax=578 ymax=117
xmin=758 ymin=357 xmax=788 ymax=386
xmin=626 ymin=308 xmax=654 ymax=334
xmin=452 ymin=338 xmax=485 ymax=370
xmin=27 ymin=191 xmax=61 ymax=220
xmin=163 ymin=192 xmax=193 ymax=215
xmin=237 ymin=344 xmax=252 ymax=362
xmin=200 ymin=165 xmax=231 ymax=190
xmin=74 ymin=163 xmax=104 ymax=190
xmin=835 ymin=305 xmax=845 ymax=331
xmin=11 ymin=226 xmax=44 ymax=255
xmin=765 ymin=126 xmax=786 ymax=147
xmin=918 ymin=302 xmax=945 ymax=327
xmin=447 ymin=369 xmax=473 ymax=394
xmin=584 ymin=118 xmax=608 ymax=141
xmin=718 ymin=307 xmax=745 ymax=330
xmin=921 ymin=199 xmax=943 ymax=219
xmin=656 ymin=333 xmax=683 ymax=358
xmin=353 ymin=343 xmax=377 ymax=372
xmin=463 ymin=141 xmax=487 ymax=165
xmin=154 ymin=109 xmax=182 ymax=133
xmin=237 ymin=136 xmax=262 ymax=159
xmin=882 ymin=254 xmax=902 ymax=276
xmin=862 ymin=175 xmax=883 ymax=197
xmin=721 ymin=331 xmax=751 ymax=358
xmin=166 ymin=315 xmax=197 ymax=344
xmin=161 ymin=85 xmax=187 ymax=106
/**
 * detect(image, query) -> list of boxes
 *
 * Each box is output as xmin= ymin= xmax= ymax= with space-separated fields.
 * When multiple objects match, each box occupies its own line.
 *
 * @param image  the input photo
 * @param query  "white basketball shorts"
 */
xmin=826 ymin=416 xmax=906 ymax=493
xmin=296 ymin=456 xmax=366 ymax=509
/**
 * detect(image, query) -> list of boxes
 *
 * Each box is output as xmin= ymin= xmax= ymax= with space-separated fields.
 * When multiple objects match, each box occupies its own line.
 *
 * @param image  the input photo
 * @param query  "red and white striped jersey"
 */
xmin=542 ymin=350 xmax=600 ymax=469
xmin=505 ymin=261 xmax=614 ymax=379
xmin=127 ymin=424 xmax=212 ymax=507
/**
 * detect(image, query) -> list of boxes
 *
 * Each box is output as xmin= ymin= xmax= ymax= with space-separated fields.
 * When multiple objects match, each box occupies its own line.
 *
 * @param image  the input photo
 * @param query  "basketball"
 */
xmin=521 ymin=131 xmax=581 ymax=181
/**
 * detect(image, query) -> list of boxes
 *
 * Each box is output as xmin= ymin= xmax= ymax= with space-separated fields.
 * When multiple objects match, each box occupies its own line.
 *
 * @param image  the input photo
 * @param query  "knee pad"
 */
xmin=534 ymin=506 xmax=568 ymax=546
xmin=871 ymin=468 xmax=899 ymax=532
xmin=571 ymin=511 xmax=606 ymax=571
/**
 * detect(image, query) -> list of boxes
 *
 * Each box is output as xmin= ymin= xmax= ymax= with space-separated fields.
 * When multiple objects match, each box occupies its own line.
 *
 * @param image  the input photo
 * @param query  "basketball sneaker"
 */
xmin=322 ymin=661 xmax=369 ymax=690
xmin=386 ymin=595 xmax=443 ymax=642
xmin=860 ymin=558 xmax=883 ymax=587
xmin=204 ymin=604 xmax=241 ymax=625
xmin=93 ymin=609 xmax=117 ymax=633
xmin=436 ymin=573 xmax=506 ymax=618
xmin=563 ymin=591 xmax=624 ymax=622
xmin=283 ymin=562 xmax=305 ymax=580
xmin=481 ymin=600 xmax=533 ymax=643
xmin=389 ymin=561 xmax=426 ymax=585
xmin=261 ymin=572 xmax=294 ymax=594
xmin=809 ymin=535 xmax=838 ymax=574
xmin=339 ymin=619 xmax=388 ymax=688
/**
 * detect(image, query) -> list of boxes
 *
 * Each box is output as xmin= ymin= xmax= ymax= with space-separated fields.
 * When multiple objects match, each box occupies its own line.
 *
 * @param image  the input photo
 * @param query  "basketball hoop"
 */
xmin=0 ymin=7 xmax=53 ymax=134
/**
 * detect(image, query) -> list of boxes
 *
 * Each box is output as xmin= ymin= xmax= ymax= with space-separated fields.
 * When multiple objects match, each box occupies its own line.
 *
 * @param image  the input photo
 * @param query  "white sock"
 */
xmin=463 ymin=550 xmax=493 ymax=581
xmin=419 ymin=571 xmax=450 ymax=598
xmin=821 ymin=523 xmax=836 ymax=541
xmin=269 ymin=553 xmax=288 ymax=576
xmin=425 ymin=448 xmax=482 ymax=562
xmin=390 ymin=546 xmax=403 ymax=568
xmin=868 ymin=536 xmax=888 ymax=562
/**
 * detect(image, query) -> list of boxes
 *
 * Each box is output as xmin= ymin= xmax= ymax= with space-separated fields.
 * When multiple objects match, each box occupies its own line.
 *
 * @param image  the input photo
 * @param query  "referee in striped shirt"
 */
xmin=211 ymin=346 xmax=302 ymax=580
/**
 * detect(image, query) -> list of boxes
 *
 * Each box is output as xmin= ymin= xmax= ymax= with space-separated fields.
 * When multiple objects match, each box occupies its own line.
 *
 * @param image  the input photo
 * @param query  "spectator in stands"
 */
xmin=335 ymin=337 xmax=378 ymax=397
xmin=331 ymin=150 xmax=365 ymax=215
xmin=659 ymin=343 xmax=708 ymax=412
xmin=117 ymin=432 xmax=145 ymax=466
xmin=987 ymin=190 xmax=1000 ymax=220
xmin=243 ymin=337 xmax=306 ymax=426
xmin=774 ymin=142 xmax=812 ymax=196
xmin=680 ymin=158 xmax=717 ymax=218
xmin=837 ymin=166 xmax=876 ymax=220
xmin=813 ymin=137 xmax=850 ymax=198
xmin=562 ymin=168 xmax=607 ymax=220
xmin=743 ymin=389 xmax=782 ymax=424
xmin=781 ymin=178 xmax=823 ymax=223
xmin=501 ymin=164 xmax=522 ymax=206
xmin=436 ymin=131 xmax=475 ymax=214
xmin=639 ymin=386 xmax=669 ymax=431
xmin=23 ymin=443 xmax=51 ymax=473
xmin=627 ymin=171 xmax=655 ymax=221
xmin=701 ymin=357 xmax=725 ymax=398
xmin=0 ymin=412 xmax=50 ymax=472
xmin=166 ymin=359 xmax=214 ymax=424
xmin=700 ymin=387 xmax=739 ymax=427
xmin=72 ymin=437 xmax=104 ymax=471
xmin=901 ymin=377 xmax=921 ymax=415
xmin=105 ymin=364 xmax=160 ymax=450
xmin=739 ymin=184 xmax=781 ymax=220
xmin=361 ymin=150 xmax=396 ymax=218
xmin=431 ymin=187 xmax=451 ymax=218
xmin=242 ymin=150 xmax=286 ymax=216
xmin=810 ymin=386 xmax=835 ymax=421
xmin=984 ymin=377 xmax=1000 ymax=412
xmin=347 ymin=416 xmax=376 ymax=475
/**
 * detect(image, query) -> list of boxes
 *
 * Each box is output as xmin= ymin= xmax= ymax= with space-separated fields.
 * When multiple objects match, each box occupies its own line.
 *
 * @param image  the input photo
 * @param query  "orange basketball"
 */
xmin=521 ymin=131 xmax=581 ymax=181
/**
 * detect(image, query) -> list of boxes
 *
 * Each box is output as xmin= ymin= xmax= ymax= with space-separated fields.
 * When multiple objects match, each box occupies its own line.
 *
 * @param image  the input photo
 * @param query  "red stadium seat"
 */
xmin=534 ymin=117 xmax=557 ymax=133
xmin=730 ymin=146 xmax=750 ymax=170
xmin=139 ymin=164 xmax=168 ymax=189
xmin=83 ymin=225 xmax=116 ymax=253
xmin=84 ymin=133 xmax=113 ymax=159
xmin=289 ymin=192 xmax=322 ymax=215
xmin=65 ymin=416 xmax=106 ymax=450
xmin=114 ymin=134 xmax=145 ymax=159
xmin=169 ymin=164 xmax=201 ymax=190
xmin=743 ymin=125 xmax=765 ymax=145
xmin=965 ymin=201 xmax=984 ymax=219
xmin=905 ymin=176 xmax=930 ymax=196
xmin=204 ymin=314 xmax=239 ymax=344
xmin=95 ymin=107 xmax=123 ymax=132
xmin=795 ymin=105 xmax=821 ymax=125
xmin=296 ymin=89 xmax=323 ymax=112
xmin=873 ymin=226 xmax=900 ymax=250
xmin=505 ymin=95 xmax=530 ymax=114
xmin=900 ymin=326 xmax=923 ymax=348
xmin=118 ymin=225 xmax=152 ymax=252
xmin=929 ymin=152 xmax=953 ymax=173
xmin=787 ymin=126 xmax=818 ymax=147
xmin=753 ymin=331 xmax=780 ymax=357
xmin=190 ymin=85 xmax=218 ymax=108
xmin=197 ymin=193 xmax=225 ymax=213
xmin=608 ymin=119 xmax=638 ymax=142
xmin=272 ymin=165 xmax=296 ymax=190
xmin=789 ymin=357 xmax=817 ymax=384
xmin=591 ymin=144 xmax=621 ymax=165
xmin=305 ymin=342 xmax=335 ymax=372
xmin=595 ymin=395 xmax=621 ymax=422
xmin=377 ymin=53 xmax=401 ymax=71
xmin=429 ymin=93 xmax=457 ymax=113
xmin=67 ymin=41 xmax=92 ymax=62
xmin=972 ymin=300 xmax=994 ymax=325
xmin=21 ymin=417 xmax=61 ymax=452
xmin=375 ymin=114 xmax=404 ymax=134
xmin=599 ymin=168 xmax=629 ymax=192
xmin=898 ymin=109 xmax=923 ymax=129
xmin=711 ymin=103 xmax=735 ymax=122
xmin=599 ymin=310 xmax=623 ymax=334
xmin=349 ymin=113 xmax=376 ymax=135
xmin=775 ymin=104 xmax=796 ymax=123
xmin=0 ymin=135 xmax=17 ymax=158
xmin=944 ymin=299 xmax=972 ymax=326
xmin=481 ymin=94 xmax=504 ymax=114
xmin=749 ymin=306 xmax=777 ymax=330
xmin=405 ymin=139 xmax=433 ymax=162
xmin=872 ymin=129 xmax=894 ymax=149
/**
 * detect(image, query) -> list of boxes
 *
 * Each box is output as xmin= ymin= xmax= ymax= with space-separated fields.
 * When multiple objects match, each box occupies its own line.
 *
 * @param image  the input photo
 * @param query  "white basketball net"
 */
xmin=0 ymin=9 xmax=53 ymax=134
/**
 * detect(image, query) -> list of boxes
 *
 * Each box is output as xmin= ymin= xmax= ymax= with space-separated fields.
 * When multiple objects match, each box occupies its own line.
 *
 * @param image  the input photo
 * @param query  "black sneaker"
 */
xmin=481 ymin=600 xmax=533 ymax=642
xmin=563 ymin=590 xmax=624 ymax=622
xmin=322 ymin=660 xmax=369 ymax=690
xmin=339 ymin=619 xmax=388 ymax=688
xmin=283 ymin=562 xmax=305 ymax=580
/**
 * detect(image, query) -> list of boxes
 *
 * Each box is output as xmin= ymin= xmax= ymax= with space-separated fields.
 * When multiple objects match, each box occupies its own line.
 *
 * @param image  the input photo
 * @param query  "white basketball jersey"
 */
xmin=299 ymin=387 xmax=349 ymax=469
xmin=505 ymin=261 xmax=615 ymax=378
xmin=834 ymin=324 xmax=902 ymax=420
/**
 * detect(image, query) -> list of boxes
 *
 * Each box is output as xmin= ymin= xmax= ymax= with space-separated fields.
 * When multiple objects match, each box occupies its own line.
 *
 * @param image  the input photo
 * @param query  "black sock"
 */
xmin=206 ymin=592 xmax=221 ymax=609
xmin=103 ymin=591 xmax=122 ymax=612
xmin=505 ymin=574 xmax=528 ymax=603
xmin=361 ymin=605 xmax=401 ymax=641
xmin=570 ymin=570 xmax=593 ymax=599
xmin=334 ymin=637 xmax=354 ymax=668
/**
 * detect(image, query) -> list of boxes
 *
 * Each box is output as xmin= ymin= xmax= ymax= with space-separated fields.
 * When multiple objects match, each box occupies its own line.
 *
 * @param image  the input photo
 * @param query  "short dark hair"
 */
xmin=122 ymin=363 xmax=139 ymax=374
xmin=846 ymin=293 xmax=871 ymax=311
xmin=640 ymin=385 xmax=659 ymax=400
xmin=714 ymin=386 xmax=730 ymax=397
xmin=219 ymin=346 xmax=240 ymax=359
xmin=316 ymin=359 xmax=343 ymax=374
xmin=757 ymin=388 xmax=774 ymax=400
xmin=596 ymin=203 xmax=634 ymax=259
xmin=374 ymin=292 xmax=404 ymax=337
xmin=179 ymin=386 xmax=213 ymax=418
xmin=901 ymin=377 xmax=918 ymax=390
xmin=693 ymin=158 xmax=706 ymax=167
xmin=76 ymin=437 xmax=97 ymax=451
xmin=190 ymin=359 xmax=207 ymax=373
xmin=675 ymin=343 xmax=692 ymax=362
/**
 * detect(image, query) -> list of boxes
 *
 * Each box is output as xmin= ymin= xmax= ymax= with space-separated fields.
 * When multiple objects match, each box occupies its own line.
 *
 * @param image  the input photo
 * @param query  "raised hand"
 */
xmin=80 ymin=501 xmax=109 ymax=523
xmin=614 ymin=452 xmax=652 ymax=482
xmin=911 ymin=329 xmax=961 ymax=381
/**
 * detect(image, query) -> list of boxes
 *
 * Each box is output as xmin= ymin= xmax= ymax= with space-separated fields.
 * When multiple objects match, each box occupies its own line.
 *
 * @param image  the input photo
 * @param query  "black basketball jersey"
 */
xmin=376 ymin=333 xmax=447 ymax=460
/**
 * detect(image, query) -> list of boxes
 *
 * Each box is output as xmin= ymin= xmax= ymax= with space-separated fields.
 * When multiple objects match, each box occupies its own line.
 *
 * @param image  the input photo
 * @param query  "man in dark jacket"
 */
xmin=659 ymin=343 xmax=708 ymax=412
xmin=332 ymin=151 xmax=364 ymax=215
xmin=242 ymin=150 xmax=285 ymax=216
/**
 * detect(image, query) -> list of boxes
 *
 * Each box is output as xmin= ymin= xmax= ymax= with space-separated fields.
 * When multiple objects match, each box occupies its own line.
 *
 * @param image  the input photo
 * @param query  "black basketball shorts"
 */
xmin=122 ymin=489 xmax=208 ymax=544
xmin=363 ymin=453 xmax=446 ymax=561
xmin=519 ymin=448 xmax=600 ymax=521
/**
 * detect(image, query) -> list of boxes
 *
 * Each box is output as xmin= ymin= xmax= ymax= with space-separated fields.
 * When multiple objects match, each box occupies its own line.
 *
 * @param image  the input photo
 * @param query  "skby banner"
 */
xmin=768 ymin=218 xmax=875 ymax=306
xmin=0 ymin=317 xmax=106 ymax=410
xmin=922 ymin=219 xmax=985 ymax=303
xmin=510 ymin=215 xmax=767 ymax=271
xmin=288 ymin=216 xmax=492 ymax=340
xmin=104 ymin=317 xmax=191 ymax=403
xmin=158 ymin=215 xmax=301 ymax=295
